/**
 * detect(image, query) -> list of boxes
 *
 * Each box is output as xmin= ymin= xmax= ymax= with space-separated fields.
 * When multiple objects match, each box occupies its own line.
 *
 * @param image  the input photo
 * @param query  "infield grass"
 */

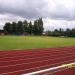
xmin=0 ymin=36 xmax=75 ymax=51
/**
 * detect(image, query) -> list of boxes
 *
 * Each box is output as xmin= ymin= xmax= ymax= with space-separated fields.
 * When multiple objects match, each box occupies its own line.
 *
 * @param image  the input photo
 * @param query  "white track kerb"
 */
xmin=22 ymin=62 xmax=75 ymax=75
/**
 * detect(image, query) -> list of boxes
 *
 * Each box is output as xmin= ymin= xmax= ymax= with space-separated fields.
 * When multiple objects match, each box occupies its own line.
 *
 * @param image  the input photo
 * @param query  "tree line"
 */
xmin=3 ymin=18 xmax=43 ymax=35
xmin=46 ymin=28 xmax=75 ymax=37
xmin=1 ymin=17 xmax=75 ymax=37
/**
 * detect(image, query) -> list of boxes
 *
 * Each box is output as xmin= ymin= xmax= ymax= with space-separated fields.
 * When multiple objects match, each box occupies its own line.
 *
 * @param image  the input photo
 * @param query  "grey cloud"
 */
xmin=0 ymin=0 xmax=47 ymax=19
xmin=48 ymin=0 xmax=75 ymax=20
xmin=0 ymin=0 xmax=75 ymax=20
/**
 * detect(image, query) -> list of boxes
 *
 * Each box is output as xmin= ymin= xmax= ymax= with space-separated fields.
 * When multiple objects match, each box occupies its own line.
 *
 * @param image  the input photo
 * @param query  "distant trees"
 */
xmin=71 ymin=29 xmax=75 ymax=37
xmin=4 ymin=22 xmax=12 ymax=34
xmin=46 ymin=28 xmax=75 ymax=37
xmin=23 ymin=20 xmax=28 ymax=33
xmin=17 ymin=21 xmax=23 ymax=34
xmin=65 ymin=28 xmax=75 ymax=37
xmin=28 ymin=21 xmax=33 ymax=34
xmin=33 ymin=20 xmax=38 ymax=35
xmin=3 ymin=17 xmax=75 ymax=37
xmin=38 ymin=18 xmax=43 ymax=35
xmin=3 ymin=18 xmax=43 ymax=35
xmin=33 ymin=18 xmax=43 ymax=35
xmin=12 ymin=22 xmax=17 ymax=34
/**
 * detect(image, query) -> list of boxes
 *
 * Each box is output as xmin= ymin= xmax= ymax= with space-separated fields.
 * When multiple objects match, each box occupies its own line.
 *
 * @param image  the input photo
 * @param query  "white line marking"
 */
xmin=1 ymin=59 xmax=75 ymax=75
xmin=23 ymin=62 xmax=75 ymax=75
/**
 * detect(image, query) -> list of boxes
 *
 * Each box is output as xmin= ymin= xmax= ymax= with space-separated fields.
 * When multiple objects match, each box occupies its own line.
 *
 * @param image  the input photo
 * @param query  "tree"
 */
xmin=53 ymin=29 xmax=60 ymax=36
xmin=65 ymin=28 xmax=71 ymax=37
xmin=12 ymin=22 xmax=17 ymax=34
xmin=23 ymin=20 xmax=28 ymax=33
xmin=3 ymin=22 xmax=12 ymax=34
xmin=33 ymin=18 xmax=44 ymax=35
xmin=70 ymin=29 xmax=75 ymax=37
xmin=28 ymin=21 xmax=33 ymax=34
xmin=33 ymin=20 xmax=39 ymax=35
xmin=3 ymin=18 xmax=44 ymax=35
xmin=17 ymin=21 xmax=23 ymax=35
xmin=38 ymin=18 xmax=43 ymax=35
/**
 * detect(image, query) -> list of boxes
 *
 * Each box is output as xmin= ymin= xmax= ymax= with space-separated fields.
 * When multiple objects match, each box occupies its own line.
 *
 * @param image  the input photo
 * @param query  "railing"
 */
xmin=22 ymin=62 xmax=75 ymax=75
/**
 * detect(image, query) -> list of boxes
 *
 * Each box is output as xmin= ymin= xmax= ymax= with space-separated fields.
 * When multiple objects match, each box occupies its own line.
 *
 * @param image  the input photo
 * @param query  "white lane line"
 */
xmin=0 ymin=54 xmax=75 ymax=68
xmin=23 ymin=62 xmax=75 ymax=75
xmin=1 ymin=59 xmax=75 ymax=75
xmin=0 ymin=51 xmax=75 ymax=64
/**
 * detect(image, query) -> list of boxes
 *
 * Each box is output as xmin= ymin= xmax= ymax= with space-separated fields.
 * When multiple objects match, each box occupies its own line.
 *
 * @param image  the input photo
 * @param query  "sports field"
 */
xmin=0 ymin=36 xmax=75 ymax=50
xmin=0 ymin=36 xmax=75 ymax=75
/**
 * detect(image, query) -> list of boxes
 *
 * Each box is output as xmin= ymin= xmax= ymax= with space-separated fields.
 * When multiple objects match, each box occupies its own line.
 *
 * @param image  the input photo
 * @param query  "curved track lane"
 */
xmin=0 ymin=46 xmax=75 ymax=75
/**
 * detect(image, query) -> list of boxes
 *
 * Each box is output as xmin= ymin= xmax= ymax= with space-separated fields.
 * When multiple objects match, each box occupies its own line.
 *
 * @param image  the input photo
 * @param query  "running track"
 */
xmin=0 ymin=46 xmax=75 ymax=75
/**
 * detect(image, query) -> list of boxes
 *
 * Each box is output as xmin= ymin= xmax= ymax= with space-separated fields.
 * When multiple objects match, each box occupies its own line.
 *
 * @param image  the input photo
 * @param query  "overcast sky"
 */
xmin=0 ymin=0 xmax=75 ymax=30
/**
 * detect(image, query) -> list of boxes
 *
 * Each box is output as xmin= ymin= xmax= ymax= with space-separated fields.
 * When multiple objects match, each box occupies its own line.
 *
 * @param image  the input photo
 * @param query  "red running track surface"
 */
xmin=0 ymin=46 xmax=75 ymax=75
xmin=54 ymin=68 xmax=75 ymax=75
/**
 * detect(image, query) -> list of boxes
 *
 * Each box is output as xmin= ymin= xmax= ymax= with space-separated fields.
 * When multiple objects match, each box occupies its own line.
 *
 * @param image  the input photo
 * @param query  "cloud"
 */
xmin=45 ymin=0 xmax=75 ymax=20
xmin=0 ymin=0 xmax=75 ymax=20
xmin=43 ymin=18 xmax=75 ymax=31
xmin=0 ymin=0 xmax=47 ymax=19
xmin=0 ymin=0 xmax=75 ymax=30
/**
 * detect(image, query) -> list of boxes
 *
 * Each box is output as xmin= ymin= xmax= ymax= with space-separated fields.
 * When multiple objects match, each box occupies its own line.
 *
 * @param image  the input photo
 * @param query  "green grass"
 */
xmin=0 ymin=36 xmax=75 ymax=51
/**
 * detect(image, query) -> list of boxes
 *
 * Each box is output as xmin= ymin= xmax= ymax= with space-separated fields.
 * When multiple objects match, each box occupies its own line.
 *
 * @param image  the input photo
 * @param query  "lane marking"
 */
xmin=23 ymin=62 xmax=75 ymax=75
xmin=1 ymin=59 xmax=75 ymax=75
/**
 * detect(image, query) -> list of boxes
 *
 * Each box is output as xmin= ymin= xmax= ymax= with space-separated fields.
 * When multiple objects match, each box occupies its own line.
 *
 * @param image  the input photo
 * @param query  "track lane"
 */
xmin=0 ymin=47 xmax=75 ymax=57
xmin=0 ymin=46 xmax=74 ymax=54
xmin=0 ymin=47 xmax=75 ymax=61
xmin=0 ymin=51 xmax=75 ymax=66
xmin=54 ymin=68 xmax=75 ymax=75
xmin=0 ymin=54 xmax=75 ymax=74
xmin=0 ymin=46 xmax=75 ymax=75
xmin=1 ymin=59 xmax=75 ymax=75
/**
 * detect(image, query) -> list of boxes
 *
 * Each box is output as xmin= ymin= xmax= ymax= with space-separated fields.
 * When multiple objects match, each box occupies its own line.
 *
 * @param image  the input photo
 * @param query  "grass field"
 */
xmin=0 ymin=36 xmax=75 ymax=51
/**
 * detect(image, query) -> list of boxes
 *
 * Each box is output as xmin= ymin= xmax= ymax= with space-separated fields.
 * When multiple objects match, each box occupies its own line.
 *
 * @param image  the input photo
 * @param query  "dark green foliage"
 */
xmin=33 ymin=20 xmax=39 ymax=35
xmin=3 ymin=17 xmax=75 ymax=37
xmin=12 ymin=22 xmax=17 ymax=34
xmin=33 ymin=18 xmax=43 ymax=35
xmin=28 ymin=21 xmax=33 ymax=34
xmin=3 ymin=18 xmax=44 ymax=35
xmin=38 ymin=18 xmax=43 ymax=35
xmin=17 ymin=21 xmax=23 ymax=35
xmin=71 ymin=29 xmax=75 ymax=37
xmin=4 ymin=22 xmax=12 ymax=34
xmin=47 ymin=28 xmax=75 ymax=37
xmin=23 ymin=20 xmax=28 ymax=33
